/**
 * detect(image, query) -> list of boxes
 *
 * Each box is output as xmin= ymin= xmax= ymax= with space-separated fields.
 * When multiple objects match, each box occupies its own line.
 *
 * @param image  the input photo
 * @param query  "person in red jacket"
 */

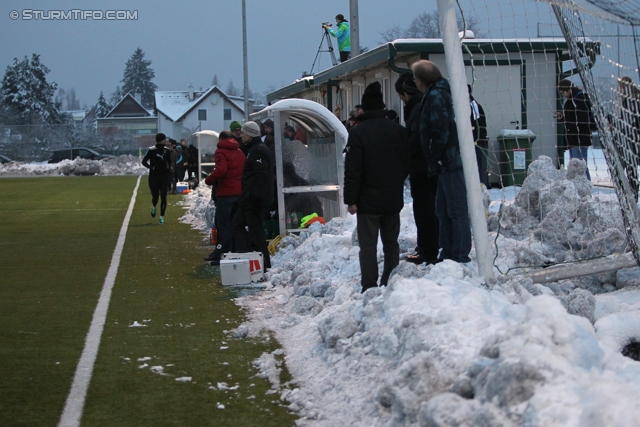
xmin=203 ymin=130 xmax=246 ymax=264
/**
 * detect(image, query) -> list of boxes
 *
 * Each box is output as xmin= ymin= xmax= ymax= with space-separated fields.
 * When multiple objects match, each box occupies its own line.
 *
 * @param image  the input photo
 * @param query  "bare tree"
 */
xmin=379 ymin=10 xmax=482 ymax=43
xmin=404 ymin=12 xmax=441 ymax=38
xmin=378 ymin=24 xmax=405 ymax=44
xmin=226 ymin=80 xmax=240 ymax=96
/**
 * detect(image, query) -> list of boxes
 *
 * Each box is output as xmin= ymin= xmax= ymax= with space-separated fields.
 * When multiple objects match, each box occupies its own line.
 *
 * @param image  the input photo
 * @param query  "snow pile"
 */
xmin=491 ymin=156 xmax=626 ymax=271
xmin=219 ymin=155 xmax=640 ymax=426
xmin=0 ymin=155 xmax=147 ymax=177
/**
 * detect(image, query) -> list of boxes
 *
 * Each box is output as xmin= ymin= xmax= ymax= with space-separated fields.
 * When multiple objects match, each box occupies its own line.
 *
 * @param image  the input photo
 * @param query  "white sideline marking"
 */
xmin=58 ymin=176 xmax=141 ymax=427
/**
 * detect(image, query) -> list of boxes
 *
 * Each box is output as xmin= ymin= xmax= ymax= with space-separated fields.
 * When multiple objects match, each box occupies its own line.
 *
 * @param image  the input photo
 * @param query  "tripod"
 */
xmin=309 ymin=26 xmax=338 ymax=74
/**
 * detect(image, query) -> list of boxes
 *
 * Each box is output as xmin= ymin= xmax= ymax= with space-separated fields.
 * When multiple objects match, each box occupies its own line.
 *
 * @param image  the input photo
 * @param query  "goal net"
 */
xmin=434 ymin=0 xmax=640 ymax=280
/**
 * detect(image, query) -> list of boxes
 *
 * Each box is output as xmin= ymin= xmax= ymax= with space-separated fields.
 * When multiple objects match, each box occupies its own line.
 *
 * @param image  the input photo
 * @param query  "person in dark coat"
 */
xmin=554 ymin=79 xmax=593 ymax=180
xmin=176 ymin=139 xmax=187 ymax=181
xmin=344 ymin=81 xmax=410 ymax=292
xmin=142 ymin=133 xmax=172 ymax=224
xmin=203 ymin=130 xmax=246 ymax=264
xmin=169 ymin=138 xmax=179 ymax=194
xmin=468 ymin=85 xmax=489 ymax=187
xmin=187 ymin=143 xmax=199 ymax=180
xmin=231 ymin=121 xmax=274 ymax=271
xmin=412 ymin=59 xmax=471 ymax=264
xmin=395 ymin=72 xmax=440 ymax=266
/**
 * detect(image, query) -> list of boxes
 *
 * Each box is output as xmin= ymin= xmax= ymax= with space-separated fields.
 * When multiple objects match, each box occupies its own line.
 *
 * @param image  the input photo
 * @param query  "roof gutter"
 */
xmin=387 ymin=42 xmax=412 ymax=74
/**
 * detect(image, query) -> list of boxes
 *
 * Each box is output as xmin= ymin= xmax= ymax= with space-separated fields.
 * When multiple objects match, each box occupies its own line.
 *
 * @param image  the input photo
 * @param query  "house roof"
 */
xmin=106 ymin=92 xmax=154 ymax=118
xmin=155 ymin=86 xmax=245 ymax=122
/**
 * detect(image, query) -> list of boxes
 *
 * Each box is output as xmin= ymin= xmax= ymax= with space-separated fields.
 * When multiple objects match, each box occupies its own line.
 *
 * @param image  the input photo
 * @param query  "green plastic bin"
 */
xmin=496 ymin=129 xmax=536 ymax=187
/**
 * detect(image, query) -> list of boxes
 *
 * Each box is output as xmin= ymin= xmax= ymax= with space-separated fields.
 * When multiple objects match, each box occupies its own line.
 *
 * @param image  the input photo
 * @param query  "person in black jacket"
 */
xmin=187 ymin=143 xmax=199 ymax=180
xmin=231 ymin=121 xmax=274 ymax=270
xmin=468 ymin=85 xmax=489 ymax=187
xmin=344 ymin=81 xmax=410 ymax=292
xmin=554 ymin=79 xmax=592 ymax=180
xmin=395 ymin=72 xmax=440 ymax=266
xmin=142 ymin=133 xmax=172 ymax=224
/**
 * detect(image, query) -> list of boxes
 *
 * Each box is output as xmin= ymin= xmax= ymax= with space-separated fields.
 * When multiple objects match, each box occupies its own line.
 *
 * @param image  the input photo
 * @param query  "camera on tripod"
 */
xmin=322 ymin=22 xmax=332 ymax=27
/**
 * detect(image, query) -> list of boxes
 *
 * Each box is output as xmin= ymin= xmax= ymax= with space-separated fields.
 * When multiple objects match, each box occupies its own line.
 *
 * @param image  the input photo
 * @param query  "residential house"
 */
xmin=96 ymin=92 xmax=157 ymax=147
xmin=155 ymin=85 xmax=247 ymax=145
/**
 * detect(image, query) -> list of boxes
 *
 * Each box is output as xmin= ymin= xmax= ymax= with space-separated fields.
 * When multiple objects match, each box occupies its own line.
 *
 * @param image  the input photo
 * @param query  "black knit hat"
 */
xmin=361 ymin=82 xmax=385 ymax=111
xmin=156 ymin=132 xmax=167 ymax=143
xmin=402 ymin=76 xmax=419 ymax=95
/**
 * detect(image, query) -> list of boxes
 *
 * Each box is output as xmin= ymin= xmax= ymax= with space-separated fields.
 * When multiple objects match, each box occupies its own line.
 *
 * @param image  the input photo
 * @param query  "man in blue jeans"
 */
xmin=412 ymin=60 xmax=471 ymax=264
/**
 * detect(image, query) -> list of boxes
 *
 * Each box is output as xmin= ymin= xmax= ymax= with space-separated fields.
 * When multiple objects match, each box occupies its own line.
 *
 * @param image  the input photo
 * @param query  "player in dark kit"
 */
xmin=142 ymin=133 xmax=173 ymax=224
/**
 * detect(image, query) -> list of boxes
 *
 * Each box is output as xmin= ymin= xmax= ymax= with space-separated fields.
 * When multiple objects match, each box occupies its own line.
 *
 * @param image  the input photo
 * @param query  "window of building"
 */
xmin=198 ymin=109 xmax=207 ymax=121
xmin=224 ymin=108 xmax=232 ymax=120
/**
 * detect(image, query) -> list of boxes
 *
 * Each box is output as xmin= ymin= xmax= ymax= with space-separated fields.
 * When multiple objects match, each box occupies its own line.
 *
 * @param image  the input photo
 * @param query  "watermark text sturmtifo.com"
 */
xmin=9 ymin=10 xmax=138 ymax=20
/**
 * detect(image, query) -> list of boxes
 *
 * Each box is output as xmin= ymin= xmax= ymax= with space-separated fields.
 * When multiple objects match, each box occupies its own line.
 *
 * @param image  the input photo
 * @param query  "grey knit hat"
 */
xmin=240 ymin=121 xmax=261 ymax=138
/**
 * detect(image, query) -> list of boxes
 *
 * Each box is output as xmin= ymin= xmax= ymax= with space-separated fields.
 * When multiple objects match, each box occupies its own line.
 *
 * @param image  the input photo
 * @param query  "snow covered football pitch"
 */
xmin=0 ymin=176 xmax=296 ymax=427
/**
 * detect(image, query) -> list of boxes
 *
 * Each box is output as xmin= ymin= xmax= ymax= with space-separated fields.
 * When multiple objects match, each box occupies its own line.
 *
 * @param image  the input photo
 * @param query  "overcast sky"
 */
xmin=0 ymin=0 xmax=559 ymax=108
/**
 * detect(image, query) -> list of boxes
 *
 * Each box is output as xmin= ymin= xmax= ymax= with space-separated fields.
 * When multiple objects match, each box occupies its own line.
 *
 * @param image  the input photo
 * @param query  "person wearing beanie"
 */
xmin=344 ymin=81 xmax=410 ymax=292
xmin=393 ymin=72 xmax=440 ymax=266
xmin=323 ymin=14 xmax=351 ymax=62
xmin=553 ymin=78 xmax=593 ymax=180
xmin=231 ymin=121 xmax=274 ymax=271
xmin=261 ymin=119 xmax=275 ymax=152
xmin=412 ymin=59 xmax=471 ymax=264
xmin=141 ymin=133 xmax=172 ymax=224
xmin=229 ymin=121 xmax=242 ymax=132
xmin=203 ymin=130 xmax=247 ymax=264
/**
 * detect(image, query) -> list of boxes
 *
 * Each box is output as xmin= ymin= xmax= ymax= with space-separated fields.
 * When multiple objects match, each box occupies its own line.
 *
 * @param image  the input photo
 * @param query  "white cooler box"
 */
xmin=221 ymin=252 xmax=264 ymax=283
xmin=176 ymin=181 xmax=189 ymax=193
xmin=220 ymin=259 xmax=252 ymax=285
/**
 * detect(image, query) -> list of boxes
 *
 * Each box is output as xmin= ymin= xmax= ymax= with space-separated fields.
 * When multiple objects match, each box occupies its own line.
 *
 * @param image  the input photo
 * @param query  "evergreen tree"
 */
xmin=92 ymin=91 xmax=111 ymax=132
xmin=0 ymin=53 xmax=62 ymax=124
xmin=110 ymin=85 xmax=125 ymax=106
xmin=121 ymin=48 xmax=157 ymax=109
xmin=211 ymin=74 xmax=219 ymax=87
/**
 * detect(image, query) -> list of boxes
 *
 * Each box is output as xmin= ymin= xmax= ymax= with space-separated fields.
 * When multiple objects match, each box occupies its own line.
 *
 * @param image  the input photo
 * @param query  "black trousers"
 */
xmin=339 ymin=51 xmax=350 ymax=62
xmin=409 ymin=171 xmax=439 ymax=261
xmin=149 ymin=174 xmax=169 ymax=216
xmin=231 ymin=206 xmax=271 ymax=270
xmin=356 ymin=212 xmax=400 ymax=289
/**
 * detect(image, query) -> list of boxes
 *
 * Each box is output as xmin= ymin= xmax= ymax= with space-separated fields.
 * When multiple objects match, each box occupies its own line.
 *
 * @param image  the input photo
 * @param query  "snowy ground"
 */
xmin=4 ymin=153 xmax=640 ymax=426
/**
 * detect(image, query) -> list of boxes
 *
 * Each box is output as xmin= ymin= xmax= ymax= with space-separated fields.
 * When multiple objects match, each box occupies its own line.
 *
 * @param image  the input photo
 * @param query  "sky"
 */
xmin=2 ymin=147 xmax=640 ymax=423
xmin=0 ymin=0 xmax=561 ymax=109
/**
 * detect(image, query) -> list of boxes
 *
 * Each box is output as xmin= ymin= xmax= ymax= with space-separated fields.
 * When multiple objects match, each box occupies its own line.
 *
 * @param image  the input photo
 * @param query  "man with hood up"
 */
xmin=344 ymin=81 xmax=409 ymax=292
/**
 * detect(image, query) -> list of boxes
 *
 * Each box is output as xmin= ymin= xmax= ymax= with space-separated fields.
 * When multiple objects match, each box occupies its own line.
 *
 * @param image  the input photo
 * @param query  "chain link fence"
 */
xmin=0 ymin=123 xmax=146 ymax=162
